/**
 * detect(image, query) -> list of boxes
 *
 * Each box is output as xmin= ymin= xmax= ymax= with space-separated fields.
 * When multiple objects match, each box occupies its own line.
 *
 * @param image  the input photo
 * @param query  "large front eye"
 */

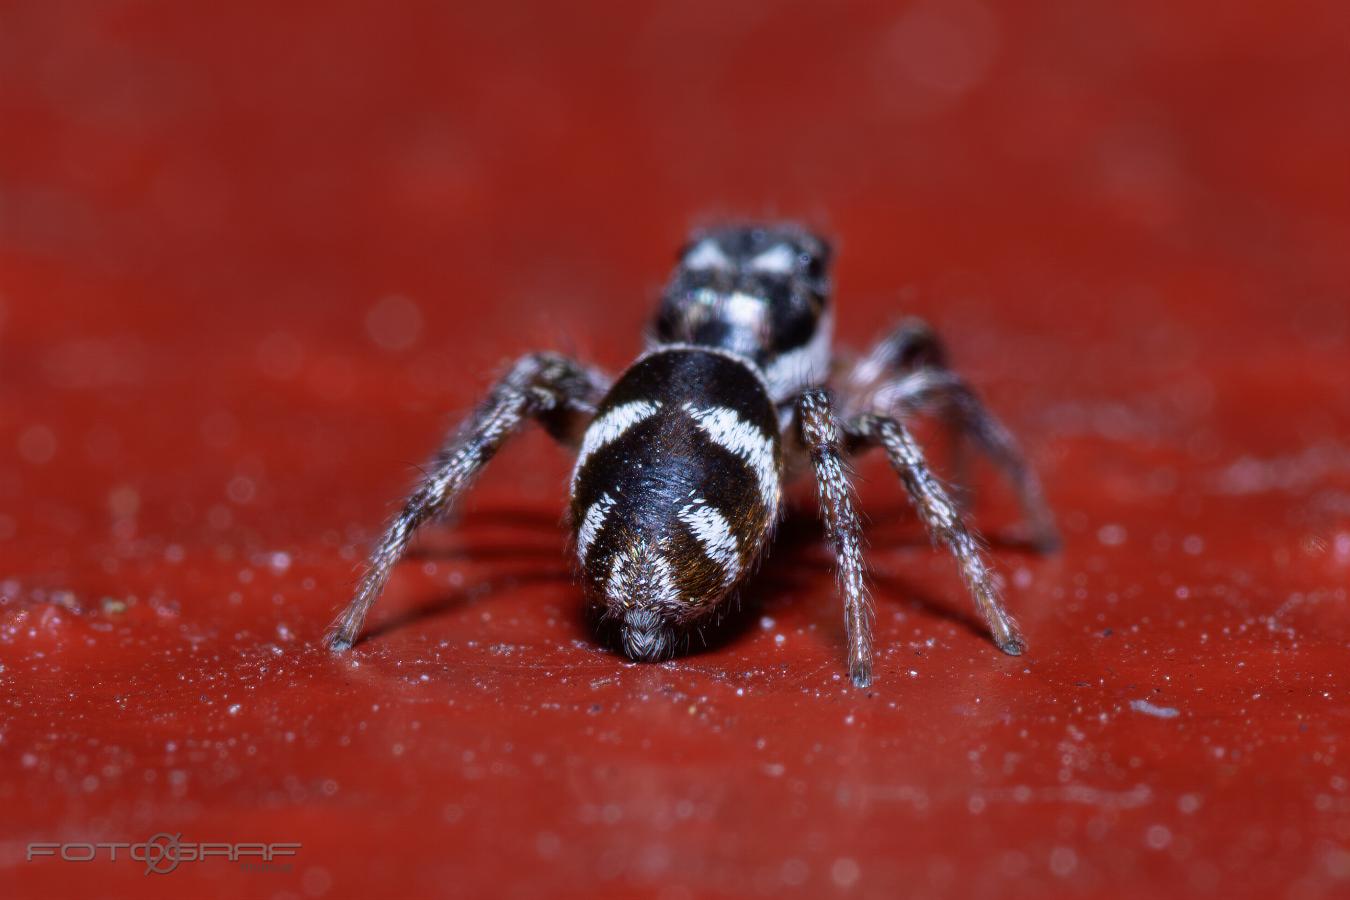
xmin=772 ymin=296 xmax=820 ymax=350
xmin=804 ymin=253 xmax=825 ymax=282
xmin=802 ymin=237 xmax=832 ymax=283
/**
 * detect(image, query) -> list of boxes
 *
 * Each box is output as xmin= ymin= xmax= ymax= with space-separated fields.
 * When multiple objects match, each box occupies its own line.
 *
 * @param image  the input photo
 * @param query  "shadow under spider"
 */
xmin=355 ymin=500 xmax=1032 ymax=656
xmin=359 ymin=566 xmax=571 ymax=643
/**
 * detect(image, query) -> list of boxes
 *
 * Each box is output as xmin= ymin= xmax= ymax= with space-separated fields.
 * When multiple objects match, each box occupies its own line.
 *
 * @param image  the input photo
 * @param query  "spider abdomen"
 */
xmin=569 ymin=347 xmax=782 ymax=658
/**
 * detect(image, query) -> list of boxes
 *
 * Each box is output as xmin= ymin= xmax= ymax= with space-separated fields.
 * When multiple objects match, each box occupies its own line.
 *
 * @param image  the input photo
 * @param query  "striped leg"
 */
xmin=870 ymin=370 xmax=1058 ymax=550
xmin=848 ymin=318 xmax=972 ymax=500
xmin=794 ymin=389 xmax=873 ymax=688
xmin=326 ymin=352 xmax=608 ymax=651
xmin=850 ymin=319 xmax=1059 ymax=551
xmin=848 ymin=413 xmax=1025 ymax=656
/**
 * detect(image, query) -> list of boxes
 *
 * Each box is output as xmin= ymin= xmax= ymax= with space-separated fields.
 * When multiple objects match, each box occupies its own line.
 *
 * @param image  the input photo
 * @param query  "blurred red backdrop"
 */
xmin=2 ymin=2 xmax=1349 ymax=898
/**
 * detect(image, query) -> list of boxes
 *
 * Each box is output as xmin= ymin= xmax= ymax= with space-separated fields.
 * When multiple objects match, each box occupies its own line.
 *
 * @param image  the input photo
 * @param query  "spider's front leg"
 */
xmin=846 ymin=413 xmax=1025 ymax=656
xmin=793 ymin=388 xmax=874 ymax=688
xmin=848 ymin=318 xmax=1059 ymax=551
xmin=325 ymin=352 xmax=608 ymax=651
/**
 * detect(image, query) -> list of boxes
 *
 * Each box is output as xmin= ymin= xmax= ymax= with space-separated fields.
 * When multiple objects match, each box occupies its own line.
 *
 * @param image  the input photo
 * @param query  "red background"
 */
xmin=3 ymin=2 xmax=1349 ymax=898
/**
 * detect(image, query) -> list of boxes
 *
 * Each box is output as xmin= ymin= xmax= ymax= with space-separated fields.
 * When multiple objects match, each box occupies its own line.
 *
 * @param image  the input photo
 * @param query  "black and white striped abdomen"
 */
xmin=569 ymin=347 xmax=782 ymax=623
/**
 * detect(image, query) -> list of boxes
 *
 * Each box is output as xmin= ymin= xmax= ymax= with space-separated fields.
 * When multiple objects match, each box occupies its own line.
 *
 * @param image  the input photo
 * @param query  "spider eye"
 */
xmin=804 ymin=252 xmax=826 ymax=282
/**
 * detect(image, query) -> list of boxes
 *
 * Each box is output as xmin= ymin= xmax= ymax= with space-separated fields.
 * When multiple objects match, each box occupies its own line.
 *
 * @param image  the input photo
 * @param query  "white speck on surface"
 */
xmin=1050 ymin=846 xmax=1077 ymax=877
xmin=535 ymin=831 xmax=561 ymax=858
xmin=879 ymin=0 xmax=998 ymax=106
xmin=18 ymin=425 xmax=57 ymax=464
xmin=365 ymin=294 xmax=423 ymax=351
xmin=108 ymin=485 xmax=140 ymax=519
xmin=831 ymin=857 xmax=861 ymax=888
xmin=227 ymin=703 xmax=241 ymax=716
xmin=1097 ymin=523 xmax=1127 ymax=546
xmin=1130 ymin=699 xmax=1179 ymax=719
xmin=302 ymin=865 xmax=333 ymax=897
xmin=781 ymin=858 xmax=808 ymax=886
xmin=256 ymin=331 xmax=304 ymax=379
xmin=1335 ymin=532 xmax=1350 ymax=564
xmin=227 ymin=475 xmax=256 ymax=504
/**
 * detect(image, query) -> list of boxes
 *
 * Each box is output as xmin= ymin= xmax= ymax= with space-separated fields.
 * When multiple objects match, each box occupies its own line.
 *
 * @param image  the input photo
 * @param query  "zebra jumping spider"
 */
xmin=325 ymin=224 xmax=1057 ymax=686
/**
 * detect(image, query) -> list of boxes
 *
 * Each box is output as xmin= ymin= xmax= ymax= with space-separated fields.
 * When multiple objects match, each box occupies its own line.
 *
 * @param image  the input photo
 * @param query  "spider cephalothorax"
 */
xmin=654 ymin=225 xmax=831 ymax=378
xmin=326 ymin=224 xmax=1057 ymax=686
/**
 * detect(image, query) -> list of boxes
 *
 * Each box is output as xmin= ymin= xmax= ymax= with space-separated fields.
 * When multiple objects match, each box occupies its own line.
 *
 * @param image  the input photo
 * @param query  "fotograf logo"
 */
xmin=27 ymin=834 xmax=301 ymax=875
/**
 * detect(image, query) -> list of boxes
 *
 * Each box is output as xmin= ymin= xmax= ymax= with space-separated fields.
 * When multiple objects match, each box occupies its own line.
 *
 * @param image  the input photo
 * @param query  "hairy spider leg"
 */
xmin=847 ymin=413 xmax=1026 ymax=657
xmin=326 ymin=352 xmax=608 ymax=651
xmin=849 ymin=319 xmax=1059 ymax=551
xmin=794 ymin=388 xmax=874 ymax=687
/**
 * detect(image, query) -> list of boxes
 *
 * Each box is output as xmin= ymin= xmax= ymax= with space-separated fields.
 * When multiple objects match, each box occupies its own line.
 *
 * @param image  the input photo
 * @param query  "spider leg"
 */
xmin=848 ymin=318 xmax=1059 ymax=551
xmin=847 ymin=413 xmax=1026 ymax=656
xmin=846 ymin=317 xmax=949 ymax=394
xmin=793 ymin=388 xmax=874 ymax=688
xmin=326 ymin=352 xmax=608 ymax=651
xmin=871 ymin=370 xmax=1058 ymax=550
xmin=846 ymin=317 xmax=971 ymax=499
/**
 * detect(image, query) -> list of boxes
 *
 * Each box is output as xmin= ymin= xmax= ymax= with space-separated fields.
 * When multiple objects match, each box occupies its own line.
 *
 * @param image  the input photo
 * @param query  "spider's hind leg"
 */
xmin=847 ymin=413 xmax=1025 ymax=656
xmin=847 ymin=318 xmax=1059 ymax=551
xmin=326 ymin=352 xmax=608 ymax=651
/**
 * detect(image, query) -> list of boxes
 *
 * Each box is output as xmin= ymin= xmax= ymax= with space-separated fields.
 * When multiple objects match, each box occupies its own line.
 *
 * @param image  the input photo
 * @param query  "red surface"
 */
xmin=3 ymin=2 xmax=1350 ymax=898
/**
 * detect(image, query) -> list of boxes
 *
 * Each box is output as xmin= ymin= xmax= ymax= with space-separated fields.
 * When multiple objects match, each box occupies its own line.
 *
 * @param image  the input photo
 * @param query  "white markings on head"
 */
xmin=764 ymin=309 xmax=833 ymax=403
xmin=677 ymin=499 xmax=741 ymax=586
xmin=572 ymin=400 xmax=662 ymax=489
xmin=576 ymin=492 xmax=616 ymax=562
xmin=719 ymin=291 xmax=770 ymax=355
xmin=606 ymin=545 xmax=681 ymax=608
xmin=748 ymin=243 xmax=797 ymax=275
xmin=684 ymin=239 xmax=731 ymax=271
xmin=682 ymin=403 xmax=781 ymax=511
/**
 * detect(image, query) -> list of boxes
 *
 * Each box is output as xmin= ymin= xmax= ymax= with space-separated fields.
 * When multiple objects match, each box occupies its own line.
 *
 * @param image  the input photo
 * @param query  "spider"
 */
xmin=325 ymin=224 xmax=1057 ymax=686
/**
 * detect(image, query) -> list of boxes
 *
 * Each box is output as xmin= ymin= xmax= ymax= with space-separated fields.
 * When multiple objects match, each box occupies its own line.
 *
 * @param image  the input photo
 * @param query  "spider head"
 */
xmin=654 ymin=225 xmax=833 ymax=373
